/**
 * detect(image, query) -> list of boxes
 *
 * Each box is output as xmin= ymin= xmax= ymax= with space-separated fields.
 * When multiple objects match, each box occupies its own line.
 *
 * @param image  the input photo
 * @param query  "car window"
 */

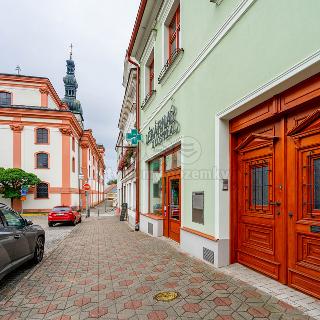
xmin=53 ymin=207 xmax=70 ymax=212
xmin=1 ymin=209 xmax=25 ymax=228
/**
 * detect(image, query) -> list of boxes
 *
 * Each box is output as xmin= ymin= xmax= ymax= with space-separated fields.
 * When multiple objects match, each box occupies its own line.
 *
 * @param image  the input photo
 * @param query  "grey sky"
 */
xmin=1 ymin=0 xmax=140 ymax=182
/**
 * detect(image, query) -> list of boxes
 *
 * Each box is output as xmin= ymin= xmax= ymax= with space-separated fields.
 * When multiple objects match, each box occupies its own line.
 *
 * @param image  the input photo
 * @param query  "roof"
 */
xmin=105 ymin=184 xmax=117 ymax=194
xmin=0 ymin=73 xmax=48 ymax=80
xmin=0 ymin=105 xmax=70 ymax=112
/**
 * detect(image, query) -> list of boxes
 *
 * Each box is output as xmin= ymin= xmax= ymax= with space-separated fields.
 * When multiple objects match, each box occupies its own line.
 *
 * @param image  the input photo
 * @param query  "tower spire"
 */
xmin=62 ymin=46 xmax=83 ymax=121
xmin=69 ymin=43 xmax=73 ymax=60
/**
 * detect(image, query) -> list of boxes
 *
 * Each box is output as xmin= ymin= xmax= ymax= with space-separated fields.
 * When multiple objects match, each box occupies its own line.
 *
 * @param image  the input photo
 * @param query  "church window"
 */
xmin=36 ymin=183 xmax=49 ymax=199
xmin=36 ymin=128 xmax=49 ymax=144
xmin=0 ymin=92 xmax=11 ymax=106
xmin=72 ymin=137 xmax=75 ymax=151
xmin=36 ymin=153 xmax=49 ymax=169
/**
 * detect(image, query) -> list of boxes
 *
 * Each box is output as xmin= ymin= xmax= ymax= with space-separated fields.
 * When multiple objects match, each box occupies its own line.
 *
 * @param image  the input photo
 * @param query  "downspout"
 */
xmin=127 ymin=55 xmax=140 ymax=228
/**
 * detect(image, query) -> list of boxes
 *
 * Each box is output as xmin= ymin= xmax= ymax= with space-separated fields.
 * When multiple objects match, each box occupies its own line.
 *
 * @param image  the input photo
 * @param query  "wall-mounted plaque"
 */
xmin=192 ymin=192 xmax=204 ymax=224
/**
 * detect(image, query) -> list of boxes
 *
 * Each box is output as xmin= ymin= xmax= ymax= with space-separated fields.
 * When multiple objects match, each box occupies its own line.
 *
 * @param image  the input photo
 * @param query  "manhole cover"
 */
xmin=154 ymin=291 xmax=180 ymax=302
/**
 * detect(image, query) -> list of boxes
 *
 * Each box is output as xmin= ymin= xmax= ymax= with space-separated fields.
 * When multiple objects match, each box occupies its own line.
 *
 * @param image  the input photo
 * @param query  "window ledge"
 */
xmin=141 ymin=90 xmax=156 ymax=110
xmin=158 ymin=48 xmax=184 ymax=85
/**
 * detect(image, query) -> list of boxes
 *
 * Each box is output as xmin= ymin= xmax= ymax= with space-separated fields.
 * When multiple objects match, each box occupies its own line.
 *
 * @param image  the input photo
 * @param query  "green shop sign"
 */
xmin=146 ymin=106 xmax=180 ymax=149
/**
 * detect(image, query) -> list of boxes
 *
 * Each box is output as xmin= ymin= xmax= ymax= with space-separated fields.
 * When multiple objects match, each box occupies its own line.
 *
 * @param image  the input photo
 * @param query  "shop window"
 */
xmin=149 ymin=158 xmax=163 ymax=215
xmin=36 ymin=153 xmax=49 ymax=169
xmin=165 ymin=149 xmax=181 ymax=171
xmin=36 ymin=128 xmax=49 ymax=144
xmin=36 ymin=183 xmax=49 ymax=199
xmin=0 ymin=92 xmax=11 ymax=106
xmin=251 ymin=165 xmax=269 ymax=206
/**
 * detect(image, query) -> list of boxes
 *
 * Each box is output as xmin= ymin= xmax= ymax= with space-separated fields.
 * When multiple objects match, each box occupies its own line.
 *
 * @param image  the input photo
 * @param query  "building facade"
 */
xmin=0 ymin=54 xmax=105 ymax=212
xmin=121 ymin=0 xmax=320 ymax=298
xmin=116 ymin=63 xmax=137 ymax=227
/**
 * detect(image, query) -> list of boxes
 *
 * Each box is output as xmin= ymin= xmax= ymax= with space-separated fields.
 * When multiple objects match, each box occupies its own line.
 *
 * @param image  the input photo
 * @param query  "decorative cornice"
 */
xmin=59 ymin=128 xmax=72 ymax=136
xmin=10 ymin=124 xmax=24 ymax=132
xmin=39 ymin=88 xmax=49 ymax=95
xmin=80 ymin=142 xmax=89 ymax=149
xmin=141 ymin=90 xmax=156 ymax=110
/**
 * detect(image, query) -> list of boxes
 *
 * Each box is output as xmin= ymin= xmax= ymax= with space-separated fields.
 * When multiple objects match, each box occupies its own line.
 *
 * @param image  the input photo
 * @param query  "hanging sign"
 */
xmin=146 ymin=106 xmax=180 ymax=149
xmin=126 ymin=129 xmax=142 ymax=146
xmin=21 ymin=186 xmax=28 ymax=196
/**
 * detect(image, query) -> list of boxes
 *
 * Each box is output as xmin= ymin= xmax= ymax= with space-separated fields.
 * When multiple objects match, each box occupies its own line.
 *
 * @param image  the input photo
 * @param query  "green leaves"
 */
xmin=0 ymin=168 xmax=41 ymax=199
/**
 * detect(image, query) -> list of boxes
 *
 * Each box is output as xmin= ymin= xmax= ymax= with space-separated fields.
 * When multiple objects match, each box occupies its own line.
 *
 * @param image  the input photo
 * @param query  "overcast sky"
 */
xmin=1 ymin=0 xmax=140 ymax=182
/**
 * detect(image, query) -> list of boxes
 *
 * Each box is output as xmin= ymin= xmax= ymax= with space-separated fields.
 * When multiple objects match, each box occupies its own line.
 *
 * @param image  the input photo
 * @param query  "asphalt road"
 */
xmin=0 ymin=215 xmax=77 ymax=301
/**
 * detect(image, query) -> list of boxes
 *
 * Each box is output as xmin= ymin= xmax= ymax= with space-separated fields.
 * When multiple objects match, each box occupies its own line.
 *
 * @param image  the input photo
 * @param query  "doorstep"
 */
xmin=221 ymin=263 xmax=320 ymax=319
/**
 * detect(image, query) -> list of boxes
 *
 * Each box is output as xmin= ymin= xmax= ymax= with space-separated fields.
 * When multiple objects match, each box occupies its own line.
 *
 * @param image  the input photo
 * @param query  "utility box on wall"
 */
xmin=192 ymin=192 xmax=204 ymax=224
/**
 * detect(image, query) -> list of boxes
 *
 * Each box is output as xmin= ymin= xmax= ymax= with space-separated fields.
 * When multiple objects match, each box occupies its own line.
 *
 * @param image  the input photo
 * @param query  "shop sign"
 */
xmin=146 ymin=106 xmax=179 ymax=148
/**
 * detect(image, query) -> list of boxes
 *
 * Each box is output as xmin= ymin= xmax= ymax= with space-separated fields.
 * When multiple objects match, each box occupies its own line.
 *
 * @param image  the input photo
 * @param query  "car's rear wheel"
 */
xmin=33 ymin=236 xmax=44 ymax=264
xmin=48 ymin=222 xmax=53 ymax=227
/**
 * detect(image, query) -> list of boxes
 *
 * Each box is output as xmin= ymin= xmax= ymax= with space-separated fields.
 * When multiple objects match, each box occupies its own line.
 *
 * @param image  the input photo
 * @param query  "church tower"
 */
xmin=62 ymin=45 xmax=83 ymax=125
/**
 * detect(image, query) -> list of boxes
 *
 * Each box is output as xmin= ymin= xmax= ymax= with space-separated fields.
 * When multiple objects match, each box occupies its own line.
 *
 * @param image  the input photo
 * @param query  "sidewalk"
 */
xmin=0 ymin=215 xmax=316 ymax=320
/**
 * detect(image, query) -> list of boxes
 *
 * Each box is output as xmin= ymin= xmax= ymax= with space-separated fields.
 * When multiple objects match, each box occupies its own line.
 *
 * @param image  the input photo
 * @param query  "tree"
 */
xmin=107 ymin=179 xmax=117 ymax=185
xmin=0 ymin=168 xmax=41 ymax=206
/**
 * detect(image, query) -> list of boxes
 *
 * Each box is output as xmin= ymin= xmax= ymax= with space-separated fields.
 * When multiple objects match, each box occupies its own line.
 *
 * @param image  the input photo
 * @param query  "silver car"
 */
xmin=0 ymin=203 xmax=45 ymax=280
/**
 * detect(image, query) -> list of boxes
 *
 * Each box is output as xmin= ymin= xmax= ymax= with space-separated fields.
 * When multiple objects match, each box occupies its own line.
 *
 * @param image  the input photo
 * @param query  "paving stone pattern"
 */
xmin=0 ymin=217 xmax=75 ymax=303
xmin=0 ymin=216 xmax=316 ymax=319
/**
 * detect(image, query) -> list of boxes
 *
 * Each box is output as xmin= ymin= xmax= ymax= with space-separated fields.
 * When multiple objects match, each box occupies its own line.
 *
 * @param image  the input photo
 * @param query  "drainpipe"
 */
xmin=127 ymin=55 xmax=140 ymax=229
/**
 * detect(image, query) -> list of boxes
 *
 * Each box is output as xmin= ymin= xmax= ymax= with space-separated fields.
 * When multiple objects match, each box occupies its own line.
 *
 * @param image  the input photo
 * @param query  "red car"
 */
xmin=48 ymin=206 xmax=82 ymax=227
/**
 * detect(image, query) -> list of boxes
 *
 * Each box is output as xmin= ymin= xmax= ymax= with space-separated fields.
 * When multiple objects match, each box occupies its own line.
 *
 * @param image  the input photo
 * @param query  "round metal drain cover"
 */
xmin=154 ymin=291 xmax=180 ymax=302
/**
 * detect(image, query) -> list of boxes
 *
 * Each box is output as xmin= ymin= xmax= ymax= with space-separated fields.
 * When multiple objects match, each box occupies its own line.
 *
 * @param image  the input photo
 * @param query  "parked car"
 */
xmin=48 ymin=206 xmax=82 ymax=227
xmin=0 ymin=203 xmax=45 ymax=281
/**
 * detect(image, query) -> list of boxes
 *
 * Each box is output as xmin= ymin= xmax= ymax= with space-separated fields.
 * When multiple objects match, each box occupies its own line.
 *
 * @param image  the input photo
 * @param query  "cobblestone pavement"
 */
xmin=0 ymin=216 xmax=76 ymax=303
xmin=0 ymin=215 xmax=316 ymax=320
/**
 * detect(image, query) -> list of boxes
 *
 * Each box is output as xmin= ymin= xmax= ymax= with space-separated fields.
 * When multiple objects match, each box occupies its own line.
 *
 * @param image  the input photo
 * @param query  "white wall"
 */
xmin=23 ymin=194 xmax=60 ymax=209
xmin=21 ymin=125 xmax=62 ymax=187
xmin=48 ymin=95 xmax=58 ymax=109
xmin=0 ymin=125 xmax=13 ymax=168
xmin=1 ymin=86 xmax=41 ymax=106
xmin=70 ymin=138 xmax=79 ymax=189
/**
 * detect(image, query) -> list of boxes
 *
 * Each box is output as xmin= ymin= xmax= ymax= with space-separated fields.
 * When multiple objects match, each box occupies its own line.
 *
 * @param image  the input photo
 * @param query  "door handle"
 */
xmin=14 ymin=234 xmax=21 ymax=239
xmin=289 ymin=212 xmax=294 ymax=218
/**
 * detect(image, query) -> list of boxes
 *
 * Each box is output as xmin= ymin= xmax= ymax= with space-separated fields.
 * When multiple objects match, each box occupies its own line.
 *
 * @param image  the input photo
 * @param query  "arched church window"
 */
xmin=36 ymin=153 xmax=49 ymax=169
xmin=0 ymin=92 xmax=11 ymax=106
xmin=36 ymin=128 xmax=49 ymax=144
xmin=36 ymin=183 xmax=49 ymax=198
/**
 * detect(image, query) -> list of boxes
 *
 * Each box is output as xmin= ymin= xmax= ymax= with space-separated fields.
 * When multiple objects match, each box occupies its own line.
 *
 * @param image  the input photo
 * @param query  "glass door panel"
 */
xmin=169 ymin=177 xmax=180 ymax=221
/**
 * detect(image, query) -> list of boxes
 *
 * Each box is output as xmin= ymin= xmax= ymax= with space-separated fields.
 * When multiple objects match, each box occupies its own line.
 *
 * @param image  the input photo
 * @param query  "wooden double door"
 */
xmin=234 ymin=106 xmax=320 ymax=298
xmin=163 ymin=170 xmax=181 ymax=243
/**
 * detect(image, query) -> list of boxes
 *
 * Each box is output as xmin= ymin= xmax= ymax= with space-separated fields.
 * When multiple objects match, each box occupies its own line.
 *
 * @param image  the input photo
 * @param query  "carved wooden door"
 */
xmin=236 ymin=123 xmax=286 ymax=283
xmin=167 ymin=171 xmax=181 ymax=243
xmin=287 ymin=109 xmax=320 ymax=298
